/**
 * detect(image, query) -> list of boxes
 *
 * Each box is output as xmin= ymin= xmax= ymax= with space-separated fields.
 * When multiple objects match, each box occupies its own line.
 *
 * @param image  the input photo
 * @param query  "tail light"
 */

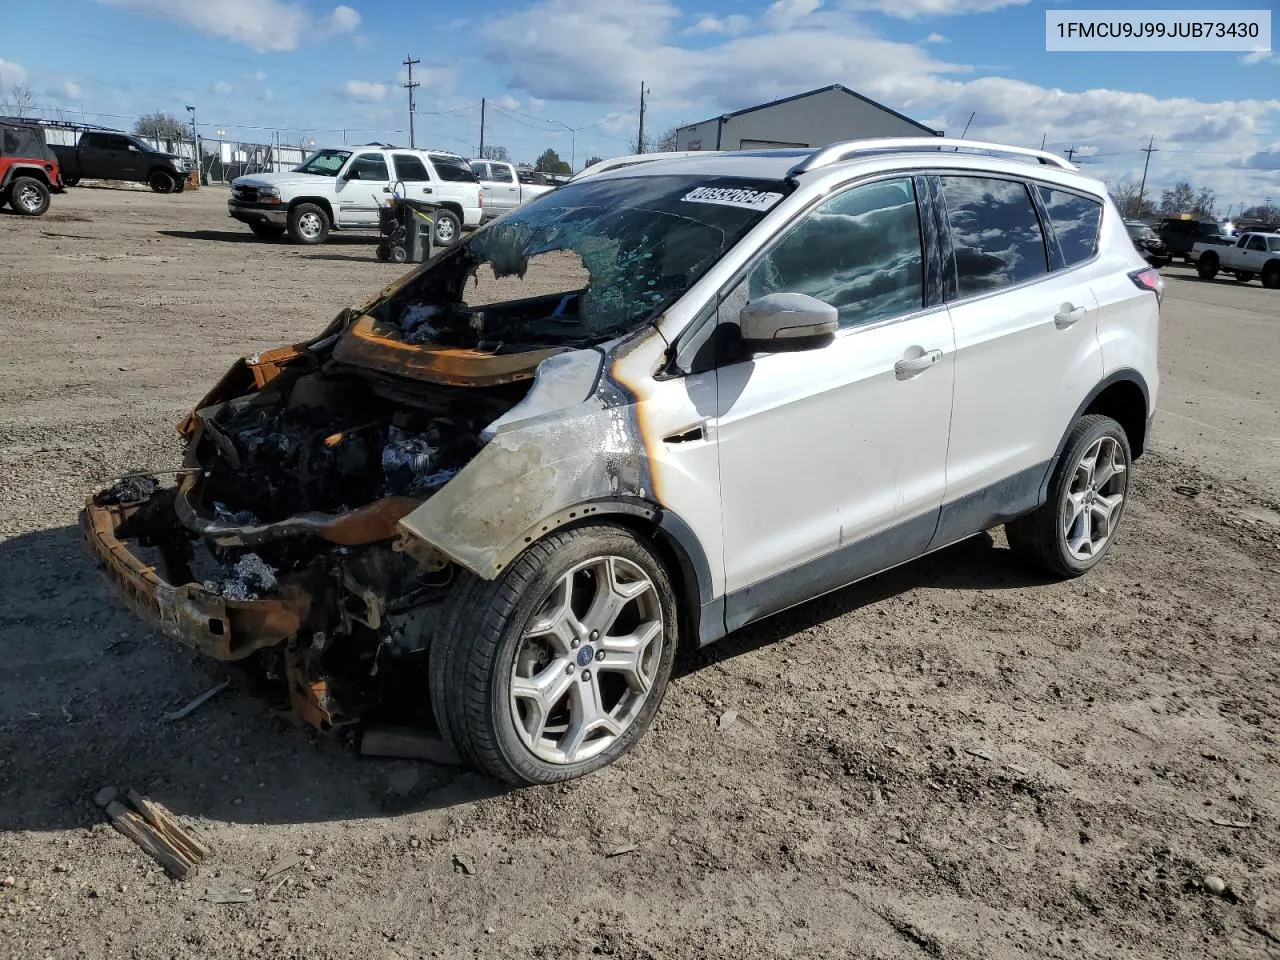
xmin=1129 ymin=267 xmax=1164 ymax=304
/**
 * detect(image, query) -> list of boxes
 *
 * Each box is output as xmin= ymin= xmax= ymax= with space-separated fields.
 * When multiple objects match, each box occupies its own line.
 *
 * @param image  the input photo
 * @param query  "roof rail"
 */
xmin=788 ymin=138 xmax=1077 ymax=177
xmin=568 ymin=150 xmax=722 ymax=182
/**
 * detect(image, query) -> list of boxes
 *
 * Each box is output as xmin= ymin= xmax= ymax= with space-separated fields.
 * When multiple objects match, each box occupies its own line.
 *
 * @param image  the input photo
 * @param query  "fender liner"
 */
xmin=1 ymin=163 xmax=53 ymax=190
xmin=1037 ymin=368 xmax=1151 ymax=505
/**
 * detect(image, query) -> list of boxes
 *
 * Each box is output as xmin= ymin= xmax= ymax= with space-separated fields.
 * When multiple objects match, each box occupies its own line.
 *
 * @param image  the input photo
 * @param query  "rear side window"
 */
xmin=82 ymin=133 xmax=108 ymax=149
xmin=469 ymin=161 xmax=491 ymax=180
xmin=428 ymin=154 xmax=479 ymax=182
xmin=941 ymin=176 xmax=1048 ymax=297
xmin=748 ymin=177 xmax=923 ymax=329
xmin=1037 ymin=187 xmax=1103 ymax=267
xmin=392 ymin=153 xmax=430 ymax=182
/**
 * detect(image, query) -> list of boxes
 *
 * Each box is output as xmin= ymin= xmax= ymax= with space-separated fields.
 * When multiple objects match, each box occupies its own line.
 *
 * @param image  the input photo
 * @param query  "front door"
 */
xmin=714 ymin=176 xmax=955 ymax=630
xmin=336 ymin=152 xmax=391 ymax=226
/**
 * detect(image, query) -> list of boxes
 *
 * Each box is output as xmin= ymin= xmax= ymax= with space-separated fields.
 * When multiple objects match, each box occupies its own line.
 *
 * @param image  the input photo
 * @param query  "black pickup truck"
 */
xmin=1155 ymin=217 xmax=1233 ymax=262
xmin=51 ymin=131 xmax=191 ymax=193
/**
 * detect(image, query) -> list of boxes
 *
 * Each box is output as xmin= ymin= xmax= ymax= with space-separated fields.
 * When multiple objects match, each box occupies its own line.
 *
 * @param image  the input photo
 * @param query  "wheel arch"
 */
xmin=436 ymin=201 xmax=464 ymax=224
xmin=288 ymin=196 xmax=335 ymax=223
xmin=1039 ymin=370 xmax=1150 ymax=503
xmin=1 ymin=164 xmax=54 ymax=190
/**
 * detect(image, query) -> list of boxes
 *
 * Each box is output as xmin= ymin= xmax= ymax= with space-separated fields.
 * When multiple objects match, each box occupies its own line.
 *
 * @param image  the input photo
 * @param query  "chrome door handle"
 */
xmin=894 ymin=349 xmax=943 ymax=380
xmin=1054 ymin=304 xmax=1087 ymax=329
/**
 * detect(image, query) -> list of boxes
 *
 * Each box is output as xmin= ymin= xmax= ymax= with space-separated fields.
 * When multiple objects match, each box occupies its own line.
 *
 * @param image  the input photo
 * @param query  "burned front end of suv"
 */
xmin=82 ymin=171 xmax=779 ymax=735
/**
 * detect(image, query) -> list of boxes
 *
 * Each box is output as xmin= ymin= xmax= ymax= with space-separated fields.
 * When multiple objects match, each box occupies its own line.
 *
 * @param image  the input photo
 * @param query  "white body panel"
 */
xmin=1194 ymin=233 xmax=1280 ymax=272
xmin=470 ymin=161 xmax=555 ymax=219
xmin=715 ymin=307 xmax=955 ymax=594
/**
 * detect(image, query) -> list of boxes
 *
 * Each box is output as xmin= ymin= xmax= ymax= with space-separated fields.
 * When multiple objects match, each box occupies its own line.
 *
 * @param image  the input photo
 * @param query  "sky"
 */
xmin=2 ymin=0 xmax=1278 ymax=210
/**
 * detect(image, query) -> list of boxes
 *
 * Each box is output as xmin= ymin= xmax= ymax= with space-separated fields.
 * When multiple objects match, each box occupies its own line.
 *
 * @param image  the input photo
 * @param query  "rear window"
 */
xmin=941 ymin=176 xmax=1049 ymax=297
xmin=428 ymin=154 xmax=479 ymax=182
xmin=1 ymin=124 xmax=51 ymax=160
xmin=393 ymin=153 xmax=431 ymax=182
xmin=1037 ymin=187 xmax=1103 ymax=267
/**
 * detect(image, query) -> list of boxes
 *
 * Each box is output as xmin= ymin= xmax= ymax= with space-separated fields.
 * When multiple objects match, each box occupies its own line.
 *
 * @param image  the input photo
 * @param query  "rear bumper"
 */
xmin=228 ymin=200 xmax=288 ymax=227
xmin=81 ymin=497 xmax=308 ymax=662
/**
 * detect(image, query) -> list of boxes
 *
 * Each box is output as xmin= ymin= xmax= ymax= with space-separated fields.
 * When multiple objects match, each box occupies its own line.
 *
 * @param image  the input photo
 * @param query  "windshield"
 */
xmin=373 ymin=174 xmax=790 ymax=351
xmin=295 ymin=149 xmax=352 ymax=176
xmin=1126 ymin=224 xmax=1157 ymax=241
xmin=1270 ymin=237 xmax=1280 ymax=252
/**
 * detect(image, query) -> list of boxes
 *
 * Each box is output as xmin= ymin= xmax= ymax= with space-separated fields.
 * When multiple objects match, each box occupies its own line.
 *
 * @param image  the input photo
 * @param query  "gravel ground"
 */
xmin=1 ymin=186 xmax=1278 ymax=960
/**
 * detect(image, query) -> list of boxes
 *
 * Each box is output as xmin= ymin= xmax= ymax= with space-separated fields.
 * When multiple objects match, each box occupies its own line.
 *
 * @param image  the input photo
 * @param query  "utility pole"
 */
xmin=479 ymin=98 xmax=486 ymax=158
xmin=186 ymin=105 xmax=200 ymax=185
xmin=402 ymin=55 xmax=420 ymax=148
xmin=1064 ymin=145 xmax=1077 ymax=163
xmin=637 ymin=81 xmax=648 ymax=154
xmin=1040 ymin=132 xmax=1047 ymax=149
xmin=1137 ymin=135 xmax=1158 ymax=217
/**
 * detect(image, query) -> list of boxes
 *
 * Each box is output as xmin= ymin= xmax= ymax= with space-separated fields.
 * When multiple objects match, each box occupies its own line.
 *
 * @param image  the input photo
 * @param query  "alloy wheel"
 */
xmin=17 ymin=184 xmax=41 ymax=212
xmin=435 ymin=217 xmax=456 ymax=244
xmin=509 ymin=556 xmax=664 ymax=765
xmin=1063 ymin=435 xmax=1127 ymax=561
xmin=298 ymin=212 xmax=323 ymax=240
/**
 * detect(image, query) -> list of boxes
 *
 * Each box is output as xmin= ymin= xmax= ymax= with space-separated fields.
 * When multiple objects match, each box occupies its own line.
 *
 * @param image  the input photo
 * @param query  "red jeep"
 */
xmin=1 ymin=120 xmax=61 ymax=217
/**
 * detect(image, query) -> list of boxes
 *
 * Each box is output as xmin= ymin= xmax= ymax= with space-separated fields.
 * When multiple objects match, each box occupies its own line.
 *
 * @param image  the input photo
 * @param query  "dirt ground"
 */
xmin=1 ymin=185 xmax=1278 ymax=960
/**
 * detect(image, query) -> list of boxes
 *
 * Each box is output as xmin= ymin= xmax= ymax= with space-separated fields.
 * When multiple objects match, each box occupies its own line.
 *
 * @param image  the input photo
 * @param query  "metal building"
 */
xmin=674 ymin=84 xmax=941 ymax=152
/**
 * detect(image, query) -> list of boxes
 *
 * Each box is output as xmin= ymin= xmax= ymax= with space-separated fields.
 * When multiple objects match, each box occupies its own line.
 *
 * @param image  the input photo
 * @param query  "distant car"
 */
xmin=51 ymin=131 xmax=190 ymax=193
xmin=228 ymin=147 xmax=484 ymax=246
xmin=0 ymin=121 xmax=61 ymax=216
xmin=1124 ymin=221 xmax=1171 ymax=267
xmin=469 ymin=159 xmax=556 ymax=219
xmin=1156 ymin=216 xmax=1232 ymax=262
xmin=1192 ymin=232 xmax=1280 ymax=288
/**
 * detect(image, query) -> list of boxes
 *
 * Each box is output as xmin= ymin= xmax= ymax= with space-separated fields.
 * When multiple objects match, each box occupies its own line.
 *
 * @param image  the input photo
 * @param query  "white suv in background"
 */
xmin=88 ymin=138 xmax=1161 ymax=786
xmin=228 ymin=147 xmax=484 ymax=246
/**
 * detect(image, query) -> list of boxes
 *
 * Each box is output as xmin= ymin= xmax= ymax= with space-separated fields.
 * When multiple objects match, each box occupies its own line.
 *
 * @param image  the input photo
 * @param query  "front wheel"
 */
xmin=1263 ymin=263 xmax=1280 ymax=290
xmin=429 ymin=524 xmax=679 ymax=785
xmin=148 ymin=171 xmax=175 ymax=193
xmin=432 ymin=209 xmax=461 ymax=247
xmin=1005 ymin=415 xmax=1132 ymax=578
xmin=1196 ymin=256 xmax=1219 ymax=280
xmin=9 ymin=177 xmax=51 ymax=216
xmin=287 ymin=203 xmax=330 ymax=244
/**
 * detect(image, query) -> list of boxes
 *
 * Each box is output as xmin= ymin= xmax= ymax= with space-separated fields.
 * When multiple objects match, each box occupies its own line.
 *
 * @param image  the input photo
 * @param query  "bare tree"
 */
xmin=480 ymin=144 xmax=511 ymax=162
xmin=133 ymin=111 xmax=188 ymax=146
xmin=584 ymin=155 xmax=604 ymax=168
xmin=1107 ymin=179 xmax=1156 ymax=219
xmin=644 ymin=125 xmax=680 ymax=152
xmin=1159 ymin=181 xmax=1216 ymax=219
xmin=6 ymin=82 xmax=35 ymax=118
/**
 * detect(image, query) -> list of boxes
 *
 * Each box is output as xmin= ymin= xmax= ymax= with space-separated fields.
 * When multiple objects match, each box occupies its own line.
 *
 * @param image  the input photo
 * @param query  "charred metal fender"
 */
xmin=397 ymin=341 xmax=657 ymax=578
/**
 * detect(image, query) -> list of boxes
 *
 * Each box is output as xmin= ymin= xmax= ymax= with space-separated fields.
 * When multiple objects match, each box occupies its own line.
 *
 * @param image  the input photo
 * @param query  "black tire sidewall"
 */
xmin=1048 ymin=416 xmax=1132 ymax=576
xmin=10 ymin=177 xmax=50 ymax=216
xmin=149 ymin=172 xmax=174 ymax=193
xmin=1263 ymin=264 xmax=1280 ymax=290
xmin=433 ymin=210 xmax=461 ymax=246
xmin=287 ymin=203 xmax=329 ymax=244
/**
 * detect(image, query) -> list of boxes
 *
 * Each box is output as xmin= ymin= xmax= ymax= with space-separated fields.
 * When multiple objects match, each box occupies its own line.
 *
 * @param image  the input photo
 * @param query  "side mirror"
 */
xmin=738 ymin=292 xmax=838 ymax=352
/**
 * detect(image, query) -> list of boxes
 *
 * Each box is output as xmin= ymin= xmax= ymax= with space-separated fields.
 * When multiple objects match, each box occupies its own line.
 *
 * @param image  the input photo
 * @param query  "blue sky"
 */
xmin=2 ymin=0 xmax=1278 ymax=209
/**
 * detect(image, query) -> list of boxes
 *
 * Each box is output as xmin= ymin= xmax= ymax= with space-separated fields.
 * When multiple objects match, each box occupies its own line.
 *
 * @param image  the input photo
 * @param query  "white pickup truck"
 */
xmin=1193 ymin=232 xmax=1280 ymax=288
xmin=229 ymin=147 xmax=484 ymax=246
xmin=468 ymin=160 xmax=556 ymax=219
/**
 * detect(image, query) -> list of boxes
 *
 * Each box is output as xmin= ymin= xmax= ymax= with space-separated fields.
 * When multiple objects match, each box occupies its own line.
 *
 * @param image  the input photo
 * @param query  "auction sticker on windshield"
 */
xmin=682 ymin=186 xmax=784 ymax=211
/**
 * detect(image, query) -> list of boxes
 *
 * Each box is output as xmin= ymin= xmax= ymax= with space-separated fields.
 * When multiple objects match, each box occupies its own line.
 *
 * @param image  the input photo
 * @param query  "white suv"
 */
xmin=86 ymin=138 xmax=1161 ymax=786
xmin=228 ymin=147 xmax=484 ymax=246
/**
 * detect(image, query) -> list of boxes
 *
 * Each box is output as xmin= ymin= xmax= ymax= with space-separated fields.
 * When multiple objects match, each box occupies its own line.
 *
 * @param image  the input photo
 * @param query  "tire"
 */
xmin=148 ymin=171 xmax=175 ymax=194
xmin=1005 ymin=415 xmax=1132 ymax=579
xmin=287 ymin=203 xmax=330 ymax=244
xmin=9 ymin=176 xmax=51 ymax=216
xmin=1196 ymin=254 xmax=1219 ymax=280
xmin=1234 ymin=272 xmax=1254 ymax=283
xmin=432 ymin=209 xmax=461 ymax=247
xmin=249 ymin=222 xmax=285 ymax=240
xmin=390 ymin=245 xmax=407 ymax=264
xmin=429 ymin=523 xmax=679 ymax=786
xmin=62 ymin=175 xmax=80 ymax=187
xmin=375 ymin=243 xmax=391 ymax=261
xmin=1263 ymin=263 xmax=1280 ymax=290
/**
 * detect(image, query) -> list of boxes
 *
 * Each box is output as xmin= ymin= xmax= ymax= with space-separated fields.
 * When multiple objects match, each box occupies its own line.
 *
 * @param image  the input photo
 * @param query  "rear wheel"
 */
xmin=429 ymin=524 xmax=678 ymax=785
xmin=1196 ymin=254 xmax=1219 ymax=280
xmin=432 ymin=209 xmax=461 ymax=246
xmin=1263 ymin=263 xmax=1280 ymax=290
xmin=62 ymin=175 xmax=80 ymax=187
xmin=148 ymin=170 xmax=175 ymax=194
xmin=1006 ymin=415 xmax=1132 ymax=578
xmin=249 ymin=222 xmax=285 ymax=240
xmin=287 ymin=203 xmax=330 ymax=244
xmin=390 ymin=245 xmax=407 ymax=263
xmin=9 ymin=177 xmax=50 ymax=216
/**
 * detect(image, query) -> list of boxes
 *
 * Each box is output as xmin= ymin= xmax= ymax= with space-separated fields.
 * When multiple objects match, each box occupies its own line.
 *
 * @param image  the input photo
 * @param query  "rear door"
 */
xmin=426 ymin=153 xmax=480 ymax=215
xmin=392 ymin=152 xmax=438 ymax=207
xmin=935 ymin=175 xmax=1104 ymax=546
xmin=336 ymin=152 xmax=391 ymax=226
xmin=487 ymin=162 xmax=520 ymax=213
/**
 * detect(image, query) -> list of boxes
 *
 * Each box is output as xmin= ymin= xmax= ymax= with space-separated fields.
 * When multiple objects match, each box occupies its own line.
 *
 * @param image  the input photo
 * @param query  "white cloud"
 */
xmin=64 ymin=81 xmax=84 ymax=99
xmin=343 ymin=79 xmax=387 ymax=102
xmin=685 ymin=13 xmax=751 ymax=35
xmin=483 ymin=0 xmax=1280 ymax=208
xmin=248 ymin=70 xmax=268 ymax=83
xmin=494 ymin=95 xmax=521 ymax=111
xmin=845 ymin=0 xmax=1029 ymax=16
xmin=213 ymin=80 xmax=233 ymax=94
xmin=923 ymin=32 xmax=948 ymax=43
xmin=529 ymin=97 xmax=546 ymax=111
xmin=0 ymin=58 xmax=28 ymax=87
xmin=765 ymin=0 xmax=822 ymax=29
xmin=1241 ymin=50 xmax=1278 ymax=66
xmin=98 ymin=0 xmax=361 ymax=52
